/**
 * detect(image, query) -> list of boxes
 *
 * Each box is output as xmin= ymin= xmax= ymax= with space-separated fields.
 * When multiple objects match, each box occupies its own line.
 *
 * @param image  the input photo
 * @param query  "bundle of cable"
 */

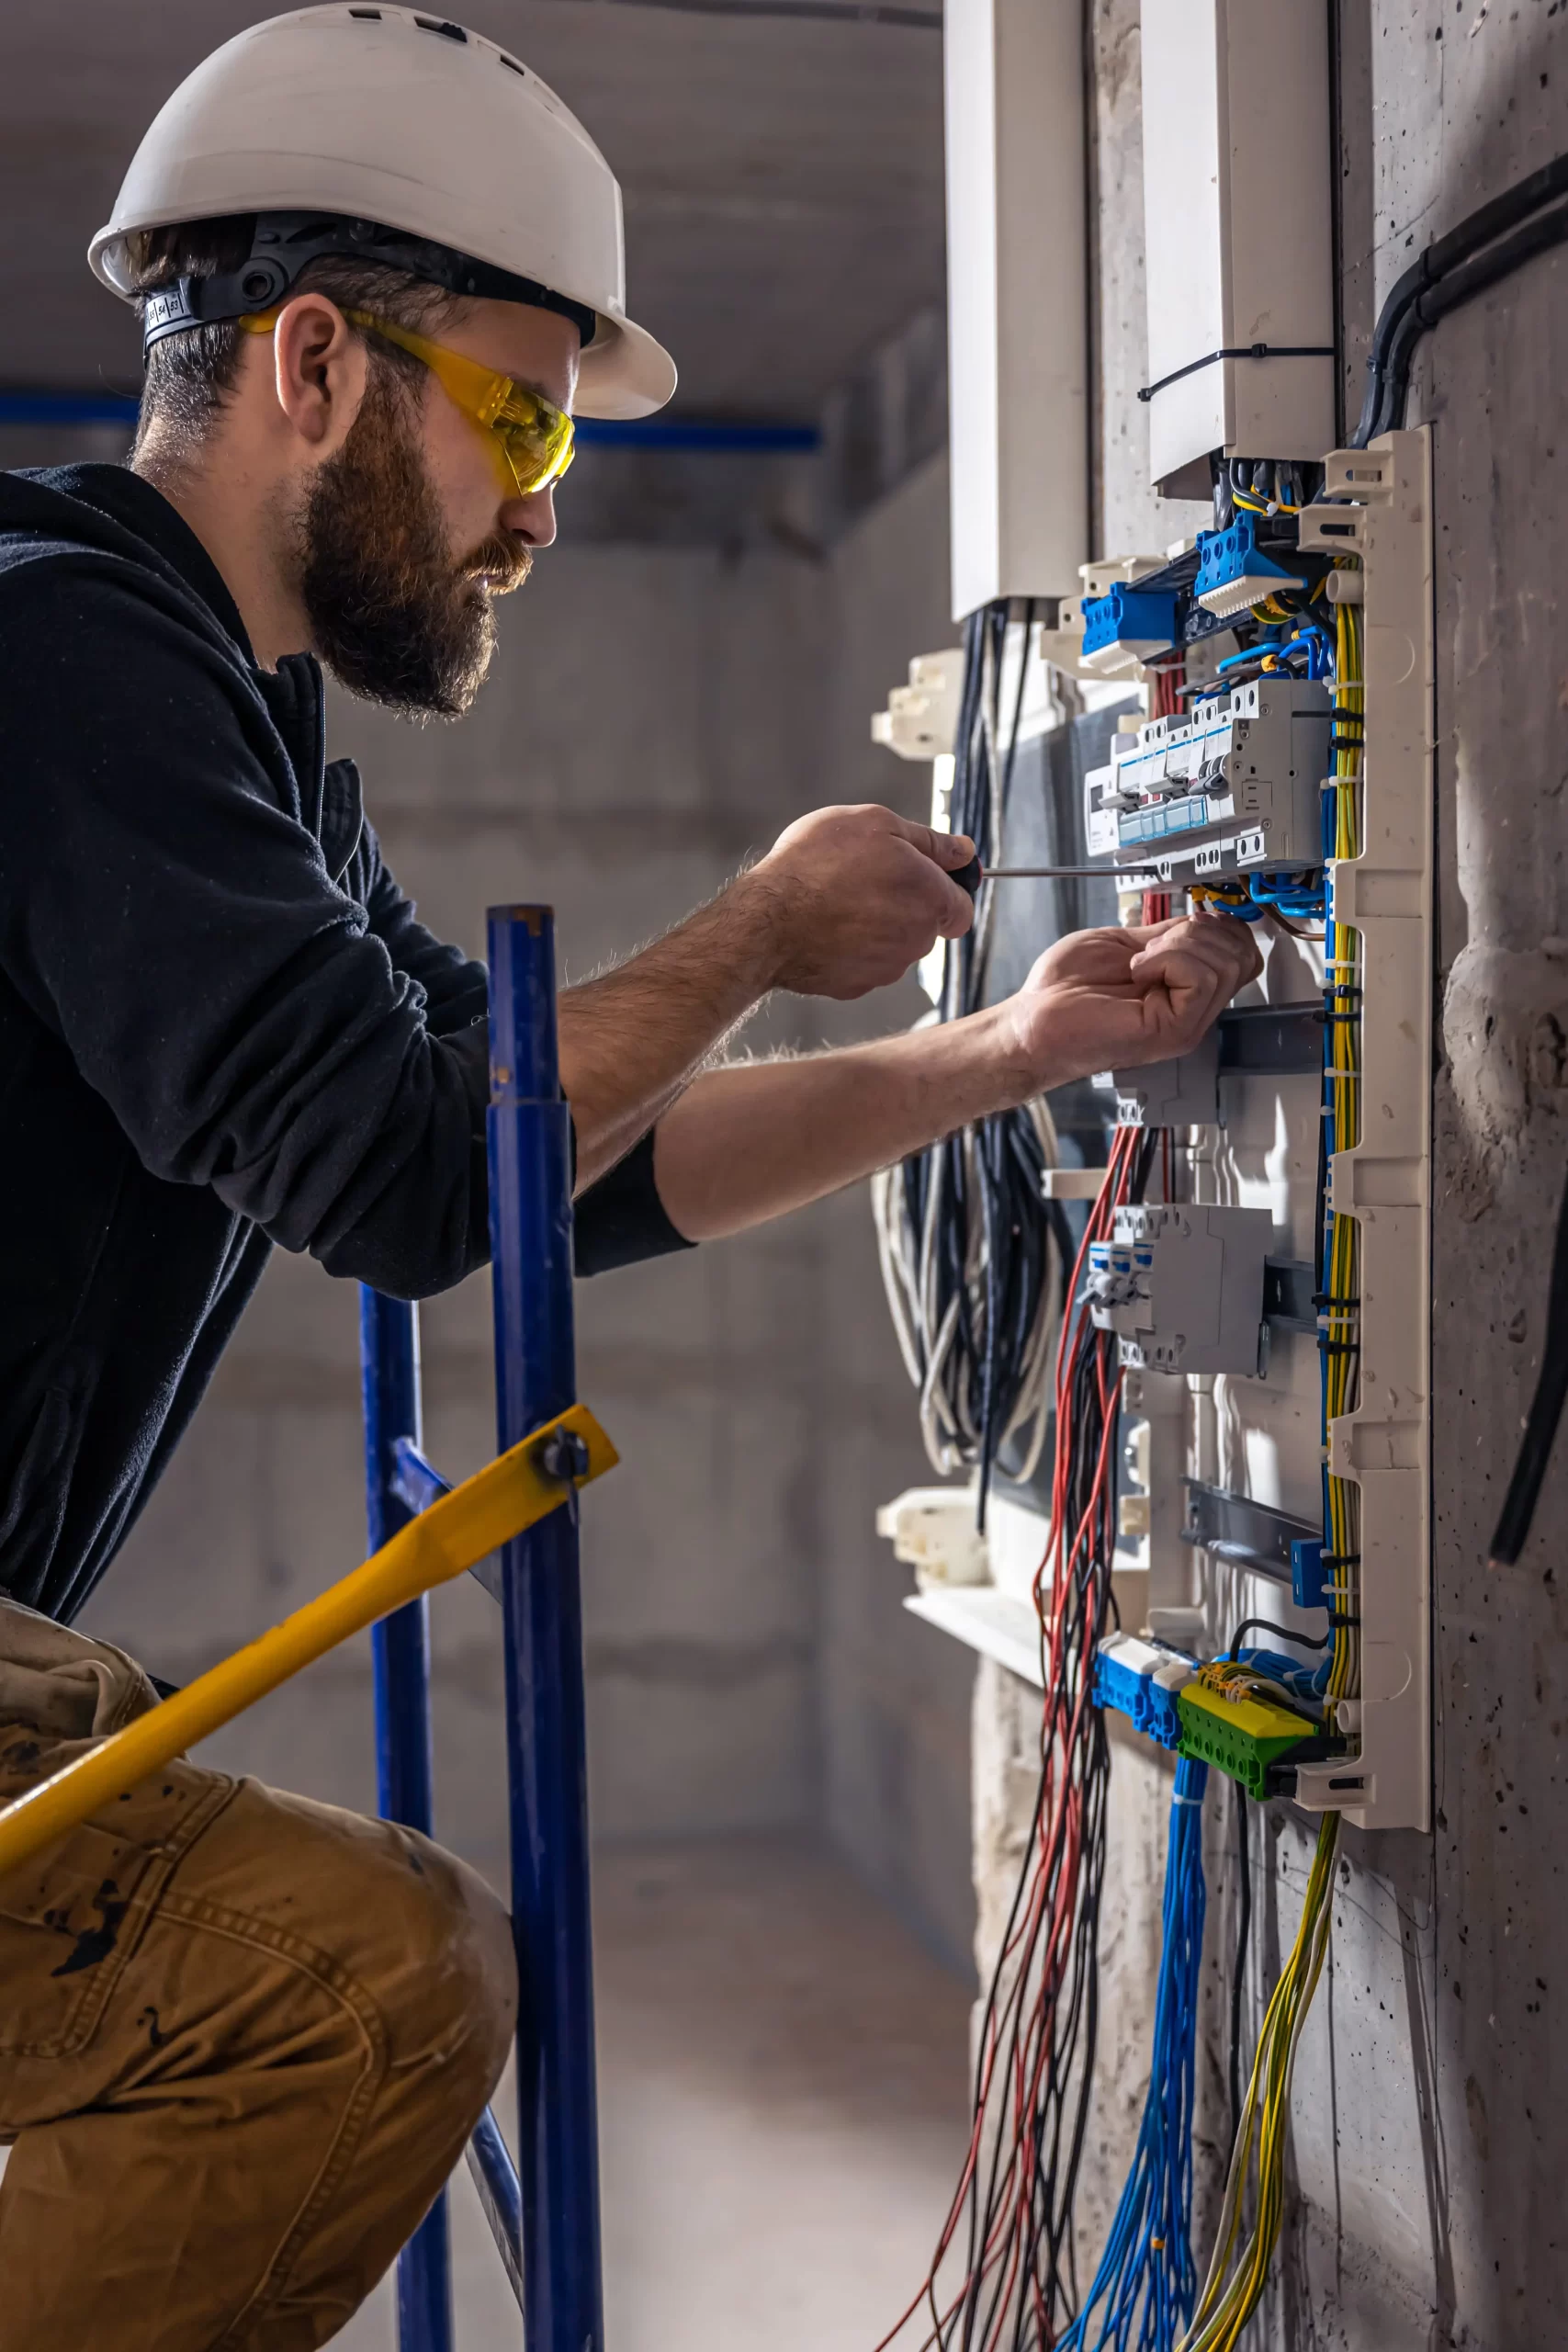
xmin=1059 ymin=1754 xmax=1208 ymax=2352
xmin=876 ymin=1123 xmax=1163 ymax=2351
xmin=871 ymin=598 xmax=1064 ymax=1521
xmin=1176 ymin=1814 xmax=1338 ymax=2352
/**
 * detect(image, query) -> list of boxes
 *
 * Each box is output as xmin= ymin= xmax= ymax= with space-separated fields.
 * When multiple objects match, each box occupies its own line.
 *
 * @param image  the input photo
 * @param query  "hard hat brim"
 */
xmin=577 ymin=311 xmax=678 ymax=422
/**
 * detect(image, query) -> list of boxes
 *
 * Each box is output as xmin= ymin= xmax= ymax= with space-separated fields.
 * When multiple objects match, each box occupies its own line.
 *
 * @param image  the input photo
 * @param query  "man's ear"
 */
xmin=271 ymin=296 xmax=370 ymax=458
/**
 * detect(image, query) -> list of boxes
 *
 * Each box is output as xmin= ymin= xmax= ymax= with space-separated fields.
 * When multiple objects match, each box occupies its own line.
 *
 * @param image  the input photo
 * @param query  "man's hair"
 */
xmin=127 ymin=215 xmax=467 ymax=453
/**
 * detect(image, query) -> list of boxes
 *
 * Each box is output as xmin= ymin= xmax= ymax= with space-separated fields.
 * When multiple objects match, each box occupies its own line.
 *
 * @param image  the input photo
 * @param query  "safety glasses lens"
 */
xmin=494 ymin=401 xmax=575 ymax=497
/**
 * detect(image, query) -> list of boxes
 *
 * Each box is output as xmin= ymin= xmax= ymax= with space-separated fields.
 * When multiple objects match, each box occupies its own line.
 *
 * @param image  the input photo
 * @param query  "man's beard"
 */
xmin=299 ymin=362 xmax=531 ymax=719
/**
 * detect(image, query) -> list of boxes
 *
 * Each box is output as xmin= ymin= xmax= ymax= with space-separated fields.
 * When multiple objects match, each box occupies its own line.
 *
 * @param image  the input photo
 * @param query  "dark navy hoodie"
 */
xmin=0 ymin=464 xmax=685 ymax=1623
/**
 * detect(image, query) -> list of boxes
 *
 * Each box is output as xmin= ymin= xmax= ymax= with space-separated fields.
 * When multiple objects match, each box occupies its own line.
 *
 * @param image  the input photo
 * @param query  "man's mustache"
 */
xmin=464 ymin=536 xmax=533 ymax=595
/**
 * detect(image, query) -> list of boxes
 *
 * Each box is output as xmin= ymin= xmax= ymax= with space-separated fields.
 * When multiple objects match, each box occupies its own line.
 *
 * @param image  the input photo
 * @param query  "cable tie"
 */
xmin=1321 ymin=1552 xmax=1361 ymax=1567
xmin=1329 ymin=1611 xmax=1362 ymax=1627
xmin=1137 ymin=340 xmax=1336 ymax=401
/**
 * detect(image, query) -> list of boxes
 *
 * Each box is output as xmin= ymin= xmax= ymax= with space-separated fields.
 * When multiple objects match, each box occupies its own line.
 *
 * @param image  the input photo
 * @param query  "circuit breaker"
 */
xmin=1088 ymin=1202 xmax=1269 ymax=1375
xmin=1085 ymin=679 xmax=1330 ymax=877
xmin=1096 ymin=1030 xmax=1220 ymax=1129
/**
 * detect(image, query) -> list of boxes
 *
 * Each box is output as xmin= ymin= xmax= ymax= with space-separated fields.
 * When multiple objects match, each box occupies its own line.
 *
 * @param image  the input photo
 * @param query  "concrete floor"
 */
xmin=334 ymin=1834 xmax=974 ymax=2350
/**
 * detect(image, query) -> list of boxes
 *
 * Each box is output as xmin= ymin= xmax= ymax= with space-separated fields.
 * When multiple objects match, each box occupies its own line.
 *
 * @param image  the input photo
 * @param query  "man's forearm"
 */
xmin=647 ymin=907 xmax=1264 ymax=1241
xmin=558 ymin=875 xmax=782 ymax=1191
xmin=550 ymin=802 xmax=981 ymax=1192
xmin=650 ymin=1008 xmax=1043 ymax=1241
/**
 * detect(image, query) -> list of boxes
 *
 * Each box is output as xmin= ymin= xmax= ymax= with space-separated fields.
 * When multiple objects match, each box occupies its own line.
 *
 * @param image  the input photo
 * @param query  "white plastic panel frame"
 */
xmin=944 ymin=0 xmax=1088 ymax=616
xmin=1139 ymin=0 xmax=1336 ymax=490
xmin=1293 ymin=427 xmax=1435 ymax=1835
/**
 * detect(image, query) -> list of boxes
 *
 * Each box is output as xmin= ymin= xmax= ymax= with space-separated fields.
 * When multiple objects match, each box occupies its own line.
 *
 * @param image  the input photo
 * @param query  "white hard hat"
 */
xmin=88 ymin=4 xmax=676 ymax=421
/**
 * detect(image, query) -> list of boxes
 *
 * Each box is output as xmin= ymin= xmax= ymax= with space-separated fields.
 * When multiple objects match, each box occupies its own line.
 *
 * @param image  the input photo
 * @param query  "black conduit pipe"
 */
xmin=1353 ymin=151 xmax=1568 ymax=445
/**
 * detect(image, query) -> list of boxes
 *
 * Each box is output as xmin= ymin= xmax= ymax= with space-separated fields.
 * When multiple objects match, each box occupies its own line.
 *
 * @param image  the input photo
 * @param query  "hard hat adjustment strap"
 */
xmin=140 ymin=211 xmax=599 ymax=357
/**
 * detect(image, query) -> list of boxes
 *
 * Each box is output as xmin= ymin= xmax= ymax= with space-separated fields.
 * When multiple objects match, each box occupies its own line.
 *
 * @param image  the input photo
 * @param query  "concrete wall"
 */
xmin=960 ymin=4 xmax=1568 ymax=2341
xmin=1310 ymin=9 xmax=1568 ymax=2344
xmin=79 ymin=458 xmax=976 ymax=1971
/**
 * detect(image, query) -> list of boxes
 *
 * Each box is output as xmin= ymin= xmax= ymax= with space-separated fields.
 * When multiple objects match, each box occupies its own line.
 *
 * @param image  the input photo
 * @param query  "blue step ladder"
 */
xmin=359 ymin=904 xmax=603 ymax=2352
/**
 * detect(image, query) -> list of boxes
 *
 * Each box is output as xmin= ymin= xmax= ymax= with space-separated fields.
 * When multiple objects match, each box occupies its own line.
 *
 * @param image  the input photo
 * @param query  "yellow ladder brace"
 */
xmin=0 ymin=1402 xmax=617 ymax=1883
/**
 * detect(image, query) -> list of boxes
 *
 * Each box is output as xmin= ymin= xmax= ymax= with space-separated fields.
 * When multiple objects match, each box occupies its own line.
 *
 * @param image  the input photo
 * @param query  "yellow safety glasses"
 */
xmin=240 ymin=307 xmax=576 ymax=499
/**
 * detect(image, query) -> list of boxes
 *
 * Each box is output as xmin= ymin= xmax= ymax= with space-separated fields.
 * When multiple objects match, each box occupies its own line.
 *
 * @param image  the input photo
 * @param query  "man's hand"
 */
xmin=649 ymin=910 xmax=1261 ymax=1240
xmin=558 ymin=805 xmax=972 ymax=1188
xmin=999 ymin=911 xmax=1263 ymax=1086
xmin=739 ymin=805 xmax=976 ymax=1000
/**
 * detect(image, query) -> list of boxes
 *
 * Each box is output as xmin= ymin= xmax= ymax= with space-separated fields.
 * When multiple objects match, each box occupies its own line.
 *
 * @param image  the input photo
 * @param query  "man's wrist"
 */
xmin=714 ymin=864 xmax=788 ymax=997
xmin=925 ymin=1001 xmax=1062 ymax=1121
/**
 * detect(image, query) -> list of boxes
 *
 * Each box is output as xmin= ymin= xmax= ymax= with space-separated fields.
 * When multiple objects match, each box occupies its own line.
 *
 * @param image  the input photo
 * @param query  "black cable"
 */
xmin=1490 ymin=1156 xmax=1568 ymax=1566
xmin=1225 ymin=1617 xmax=1334 ymax=1659
xmin=1228 ymin=1776 xmax=1252 ymax=2148
xmin=907 ymin=600 xmax=1059 ymax=1529
xmin=1353 ymin=150 xmax=1568 ymax=444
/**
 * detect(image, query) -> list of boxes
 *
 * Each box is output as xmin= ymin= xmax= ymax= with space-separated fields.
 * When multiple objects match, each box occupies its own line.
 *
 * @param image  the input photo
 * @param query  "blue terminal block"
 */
xmin=1093 ymin=1631 xmax=1198 ymax=1750
xmin=1291 ymin=1535 xmax=1329 ymax=1610
xmin=1193 ymin=514 xmax=1306 ymax=622
xmin=1080 ymin=582 xmax=1179 ymax=669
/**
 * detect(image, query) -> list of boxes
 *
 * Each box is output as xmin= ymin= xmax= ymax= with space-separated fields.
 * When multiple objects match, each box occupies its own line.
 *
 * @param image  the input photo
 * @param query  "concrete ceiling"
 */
xmin=4 ymin=0 xmax=947 ymax=423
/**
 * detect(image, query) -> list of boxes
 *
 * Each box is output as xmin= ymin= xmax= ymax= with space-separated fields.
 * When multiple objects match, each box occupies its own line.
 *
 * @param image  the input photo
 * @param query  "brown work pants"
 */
xmin=0 ymin=1599 xmax=517 ymax=2350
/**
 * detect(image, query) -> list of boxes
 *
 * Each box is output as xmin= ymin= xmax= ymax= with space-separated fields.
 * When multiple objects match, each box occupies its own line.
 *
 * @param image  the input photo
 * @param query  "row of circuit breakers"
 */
xmin=1077 ymin=519 xmax=1349 ymax=880
xmin=1085 ymin=678 xmax=1326 ymax=876
xmin=1083 ymin=525 xmax=1319 ymax=1377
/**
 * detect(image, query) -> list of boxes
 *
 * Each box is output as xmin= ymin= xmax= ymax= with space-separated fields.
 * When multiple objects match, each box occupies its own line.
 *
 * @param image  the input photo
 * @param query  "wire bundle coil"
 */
xmin=880 ymin=1125 xmax=1159 ymax=2352
xmin=872 ymin=601 xmax=1062 ymax=1515
xmin=1060 ymin=1756 xmax=1209 ymax=2352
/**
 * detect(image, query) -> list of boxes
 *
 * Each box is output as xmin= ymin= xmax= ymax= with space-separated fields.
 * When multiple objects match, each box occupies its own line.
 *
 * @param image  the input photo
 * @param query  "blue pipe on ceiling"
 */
xmin=0 ymin=387 xmax=820 ymax=451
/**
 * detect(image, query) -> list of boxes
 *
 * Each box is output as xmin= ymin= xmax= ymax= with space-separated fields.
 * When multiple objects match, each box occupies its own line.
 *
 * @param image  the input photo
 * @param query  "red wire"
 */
xmin=880 ymin=1125 xmax=1144 ymax=2352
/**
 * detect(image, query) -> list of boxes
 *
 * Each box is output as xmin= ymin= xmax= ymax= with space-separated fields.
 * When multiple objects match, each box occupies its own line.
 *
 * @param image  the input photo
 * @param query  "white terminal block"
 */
xmin=1139 ymin=0 xmax=1335 ymax=492
xmin=1088 ymin=1202 xmax=1269 ymax=1375
xmin=1100 ymin=1630 xmax=1197 ymax=1702
xmin=870 ymin=648 xmax=966 ymax=762
xmin=874 ymin=1487 xmax=989 ymax=1590
xmin=1084 ymin=679 xmax=1330 ymax=877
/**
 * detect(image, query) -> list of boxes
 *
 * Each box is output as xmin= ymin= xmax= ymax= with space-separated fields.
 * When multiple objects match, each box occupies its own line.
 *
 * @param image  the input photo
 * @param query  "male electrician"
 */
xmin=0 ymin=10 xmax=1259 ymax=2345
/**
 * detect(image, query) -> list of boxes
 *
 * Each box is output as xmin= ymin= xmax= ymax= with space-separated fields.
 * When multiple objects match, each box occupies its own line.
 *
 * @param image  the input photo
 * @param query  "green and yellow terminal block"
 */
xmin=1175 ymin=1679 xmax=1320 ymax=1802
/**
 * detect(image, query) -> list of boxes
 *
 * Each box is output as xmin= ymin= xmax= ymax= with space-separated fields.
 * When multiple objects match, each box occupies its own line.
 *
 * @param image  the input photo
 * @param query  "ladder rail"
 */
xmin=360 ymin=1291 xmax=455 ymax=2352
xmin=488 ymin=904 xmax=606 ymax=2352
xmin=362 ymin=900 xmax=605 ymax=2352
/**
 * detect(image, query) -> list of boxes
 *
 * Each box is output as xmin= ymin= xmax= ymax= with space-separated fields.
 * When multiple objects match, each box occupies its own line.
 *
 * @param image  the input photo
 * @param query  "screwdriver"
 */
xmin=950 ymin=854 xmax=1159 ymax=895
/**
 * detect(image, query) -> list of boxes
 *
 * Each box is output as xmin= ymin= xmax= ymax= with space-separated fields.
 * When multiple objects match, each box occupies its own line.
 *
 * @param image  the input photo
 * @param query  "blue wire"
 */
xmin=1235 ymin=1645 xmax=1333 ymax=1702
xmin=1060 ymin=1757 xmax=1209 ymax=2352
xmin=1247 ymin=872 xmax=1326 ymax=917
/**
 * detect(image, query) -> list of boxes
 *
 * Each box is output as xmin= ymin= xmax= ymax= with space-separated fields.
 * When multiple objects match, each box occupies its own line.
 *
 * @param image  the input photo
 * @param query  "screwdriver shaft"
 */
xmin=981 ymin=865 xmax=1160 ymax=880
